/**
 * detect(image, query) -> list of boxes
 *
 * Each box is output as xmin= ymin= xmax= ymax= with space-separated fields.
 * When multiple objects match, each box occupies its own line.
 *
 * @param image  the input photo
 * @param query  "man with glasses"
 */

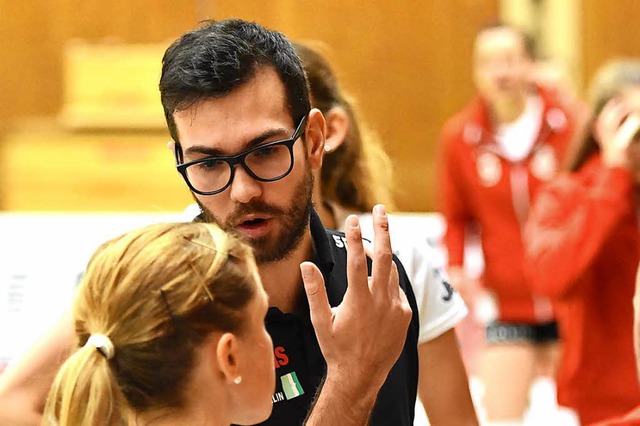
xmin=0 ymin=19 xmax=419 ymax=426
xmin=162 ymin=19 xmax=418 ymax=425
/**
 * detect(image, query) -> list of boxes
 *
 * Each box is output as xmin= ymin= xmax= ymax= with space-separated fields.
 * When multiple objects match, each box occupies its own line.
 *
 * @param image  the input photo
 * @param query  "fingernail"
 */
xmin=347 ymin=215 xmax=359 ymax=229
xmin=300 ymin=263 xmax=318 ymax=293
xmin=300 ymin=263 xmax=313 ymax=280
xmin=374 ymin=204 xmax=386 ymax=217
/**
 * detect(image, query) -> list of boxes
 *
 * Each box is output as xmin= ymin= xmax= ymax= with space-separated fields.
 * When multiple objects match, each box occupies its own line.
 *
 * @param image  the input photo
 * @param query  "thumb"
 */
xmin=300 ymin=262 xmax=332 ymax=340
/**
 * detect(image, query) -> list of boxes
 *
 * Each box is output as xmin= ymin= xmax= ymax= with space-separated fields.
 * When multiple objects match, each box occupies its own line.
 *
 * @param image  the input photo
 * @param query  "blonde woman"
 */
xmin=43 ymin=222 xmax=274 ymax=426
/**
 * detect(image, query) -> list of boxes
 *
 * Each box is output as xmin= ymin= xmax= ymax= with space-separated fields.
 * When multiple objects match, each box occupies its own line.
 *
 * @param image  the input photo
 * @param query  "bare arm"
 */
xmin=0 ymin=311 xmax=75 ymax=426
xmin=418 ymin=329 xmax=478 ymax=426
xmin=300 ymin=205 xmax=413 ymax=425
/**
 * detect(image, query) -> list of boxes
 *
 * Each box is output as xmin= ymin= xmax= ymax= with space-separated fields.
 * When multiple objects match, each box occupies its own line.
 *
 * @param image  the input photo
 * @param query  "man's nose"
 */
xmin=229 ymin=165 xmax=262 ymax=204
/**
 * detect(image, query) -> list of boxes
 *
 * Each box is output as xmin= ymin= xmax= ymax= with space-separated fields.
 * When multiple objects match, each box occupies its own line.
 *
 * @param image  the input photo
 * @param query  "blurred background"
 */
xmin=3 ymin=1 xmax=640 ymax=424
xmin=2 ymin=0 xmax=639 ymax=213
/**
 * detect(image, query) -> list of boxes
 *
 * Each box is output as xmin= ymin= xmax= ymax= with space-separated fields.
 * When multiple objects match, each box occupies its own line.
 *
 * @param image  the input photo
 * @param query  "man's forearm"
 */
xmin=304 ymin=371 xmax=383 ymax=426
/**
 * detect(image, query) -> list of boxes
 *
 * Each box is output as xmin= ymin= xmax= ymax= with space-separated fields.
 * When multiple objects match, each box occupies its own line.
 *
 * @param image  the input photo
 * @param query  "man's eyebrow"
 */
xmin=184 ymin=128 xmax=289 ymax=158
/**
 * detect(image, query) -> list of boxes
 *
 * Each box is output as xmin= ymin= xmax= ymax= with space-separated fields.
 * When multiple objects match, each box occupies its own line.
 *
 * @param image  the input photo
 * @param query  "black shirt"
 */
xmin=254 ymin=210 xmax=419 ymax=426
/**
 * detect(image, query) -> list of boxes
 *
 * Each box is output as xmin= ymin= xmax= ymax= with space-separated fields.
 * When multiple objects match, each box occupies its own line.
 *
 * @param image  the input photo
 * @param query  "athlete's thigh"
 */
xmin=479 ymin=324 xmax=538 ymax=421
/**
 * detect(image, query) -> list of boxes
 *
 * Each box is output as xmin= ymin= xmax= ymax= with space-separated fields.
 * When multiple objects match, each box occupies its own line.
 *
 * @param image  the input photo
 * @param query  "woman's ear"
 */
xmin=216 ymin=332 xmax=240 ymax=384
xmin=324 ymin=106 xmax=349 ymax=153
xmin=305 ymin=108 xmax=327 ymax=170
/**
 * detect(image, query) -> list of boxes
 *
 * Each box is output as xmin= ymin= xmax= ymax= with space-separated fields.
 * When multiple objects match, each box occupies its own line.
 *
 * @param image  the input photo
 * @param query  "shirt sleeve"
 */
xmin=438 ymin=122 xmax=473 ymax=268
xmin=401 ymin=242 xmax=468 ymax=344
xmin=524 ymin=157 xmax=634 ymax=299
xmin=356 ymin=214 xmax=468 ymax=345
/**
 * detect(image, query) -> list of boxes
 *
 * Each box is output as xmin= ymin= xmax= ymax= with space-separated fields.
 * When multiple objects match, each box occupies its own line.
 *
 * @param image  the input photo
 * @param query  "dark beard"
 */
xmin=196 ymin=172 xmax=314 ymax=264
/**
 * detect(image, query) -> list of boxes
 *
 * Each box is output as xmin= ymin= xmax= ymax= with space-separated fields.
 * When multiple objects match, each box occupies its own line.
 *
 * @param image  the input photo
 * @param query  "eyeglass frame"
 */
xmin=174 ymin=114 xmax=308 ymax=196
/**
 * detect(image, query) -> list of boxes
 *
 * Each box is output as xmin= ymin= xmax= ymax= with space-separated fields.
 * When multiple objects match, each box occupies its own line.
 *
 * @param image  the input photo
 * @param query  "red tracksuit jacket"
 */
xmin=438 ymin=87 xmax=575 ymax=323
xmin=525 ymin=155 xmax=640 ymax=424
xmin=594 ymin=406 xmax=640 ymax=426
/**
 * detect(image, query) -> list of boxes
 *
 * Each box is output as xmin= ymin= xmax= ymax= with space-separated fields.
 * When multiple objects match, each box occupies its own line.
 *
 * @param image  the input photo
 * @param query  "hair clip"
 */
xmin=187 ymin=259 xmax=215 ymax=304
xmin=182 ymin=235 xmax=240 ymax=258
xmin=182 ymin=235 xmax=219 ymax=251
xmin=159 ymin=288 xmax=178 ymax=322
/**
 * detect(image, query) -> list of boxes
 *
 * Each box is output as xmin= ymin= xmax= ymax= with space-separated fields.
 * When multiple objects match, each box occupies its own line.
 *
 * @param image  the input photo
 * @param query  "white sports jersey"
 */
xmin=342 ymin=213 xmax=468 ymax=344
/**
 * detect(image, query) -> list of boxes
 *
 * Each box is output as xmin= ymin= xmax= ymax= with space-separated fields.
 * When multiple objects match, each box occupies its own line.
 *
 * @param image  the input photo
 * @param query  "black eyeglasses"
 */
xmin=175 ymin=115 xmax=308 ymax=196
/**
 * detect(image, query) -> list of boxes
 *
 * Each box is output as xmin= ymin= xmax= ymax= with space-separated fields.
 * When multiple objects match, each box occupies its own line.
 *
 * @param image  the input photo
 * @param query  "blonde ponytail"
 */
xmin=44 ymin=341 xmax=124 ymax=425
xmin=42 ymin=222 xmax=258 ymax=426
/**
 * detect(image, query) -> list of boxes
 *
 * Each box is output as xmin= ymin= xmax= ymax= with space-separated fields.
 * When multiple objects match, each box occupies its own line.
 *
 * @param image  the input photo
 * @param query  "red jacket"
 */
xmin=525 ymin=155 xmax=640 ymax=424
xmin=594 ymin=406 xmax=640 ymax=426
xmin=438 ymin=87 xmax=575 ymax=322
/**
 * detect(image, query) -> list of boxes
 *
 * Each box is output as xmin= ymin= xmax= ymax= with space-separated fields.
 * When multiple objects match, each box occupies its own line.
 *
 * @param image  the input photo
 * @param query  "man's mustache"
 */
xmin=223 ymin=201 xmax=286 ymax=227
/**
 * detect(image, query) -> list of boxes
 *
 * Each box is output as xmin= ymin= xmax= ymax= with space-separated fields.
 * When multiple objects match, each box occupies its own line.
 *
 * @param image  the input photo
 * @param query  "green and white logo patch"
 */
xmin=281 ymin=371 xmax=304 ymax=400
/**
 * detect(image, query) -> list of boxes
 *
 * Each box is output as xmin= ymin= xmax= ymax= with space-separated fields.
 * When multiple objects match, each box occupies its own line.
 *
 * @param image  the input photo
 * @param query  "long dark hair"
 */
xmin=293 ymin=41 xmax=396 ymax=211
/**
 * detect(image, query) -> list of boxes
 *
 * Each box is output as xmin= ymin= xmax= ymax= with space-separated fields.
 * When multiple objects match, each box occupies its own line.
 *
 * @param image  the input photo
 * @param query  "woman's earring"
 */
xmin=324 ymin=145 xmax=331 ymax=153
xmin=234 ymin=376 xmax=243 ymax=385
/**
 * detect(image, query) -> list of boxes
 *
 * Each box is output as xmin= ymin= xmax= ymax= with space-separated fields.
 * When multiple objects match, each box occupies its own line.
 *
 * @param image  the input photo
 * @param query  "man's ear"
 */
xmin=324 ymin=107 xmax=349 ymax=153
xmin=216 ymin=332 xmax=240 ymax=384
xmin=305 ymin=108 xmax=327 ymax=170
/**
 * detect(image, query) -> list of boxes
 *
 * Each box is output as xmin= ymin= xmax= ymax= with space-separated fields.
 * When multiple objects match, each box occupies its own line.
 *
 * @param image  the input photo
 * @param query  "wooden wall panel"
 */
xmin=0 ymin=1 xmax=58 ymax=120
xmin=0 ymin=0 xmax=201 ymax=125
xmin=211 ymin=0 xmax=499 ymax=211
xmin=0 ymin=0 xmax=498 ymax=211
xmin=0 ymin=126 xmax=191 ymax=211
xmin=582 ymin=0 xmax=640 ymax=97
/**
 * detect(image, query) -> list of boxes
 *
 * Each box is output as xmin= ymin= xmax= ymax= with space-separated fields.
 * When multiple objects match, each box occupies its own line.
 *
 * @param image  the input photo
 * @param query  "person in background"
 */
xmin=525 ymin=59 xmax=640 ymax=424
xmin=0 ymin=19 xmax=417 ymax=426
xmin=438 ymin=22 xmax=577 ymax=424
xmin=591 ymin=267 xmax=640 ymax=426
xmin=43 ymin=222 xmax=274 ymax=426
xmin=294 ymin=41 xmax=478 ymax=425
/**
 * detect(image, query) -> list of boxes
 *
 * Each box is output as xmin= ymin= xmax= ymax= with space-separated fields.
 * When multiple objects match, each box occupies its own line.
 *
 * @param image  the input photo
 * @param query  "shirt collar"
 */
xmin=291 ymin=208 xmax=340 ymax=318
xmin=309 ymin=208 xmax=335 ymax=277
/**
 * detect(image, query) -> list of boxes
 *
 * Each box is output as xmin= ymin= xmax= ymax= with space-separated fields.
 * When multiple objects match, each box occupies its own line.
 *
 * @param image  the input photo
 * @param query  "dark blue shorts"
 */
xmin=486 ymin=321 xmax=559 ymax=344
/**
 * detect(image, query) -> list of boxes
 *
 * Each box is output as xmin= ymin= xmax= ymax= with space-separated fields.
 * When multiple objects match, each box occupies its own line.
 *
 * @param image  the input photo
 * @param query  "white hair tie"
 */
xmin=85 ymin=334 xmax=115 ymax=360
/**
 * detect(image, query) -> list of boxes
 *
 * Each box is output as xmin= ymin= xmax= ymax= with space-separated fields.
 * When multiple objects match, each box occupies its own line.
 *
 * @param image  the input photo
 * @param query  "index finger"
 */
xmin=370 ymin=204 xmax=393 ymax=296
xmin=300 ymin=262 xmax=333 ymax=343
